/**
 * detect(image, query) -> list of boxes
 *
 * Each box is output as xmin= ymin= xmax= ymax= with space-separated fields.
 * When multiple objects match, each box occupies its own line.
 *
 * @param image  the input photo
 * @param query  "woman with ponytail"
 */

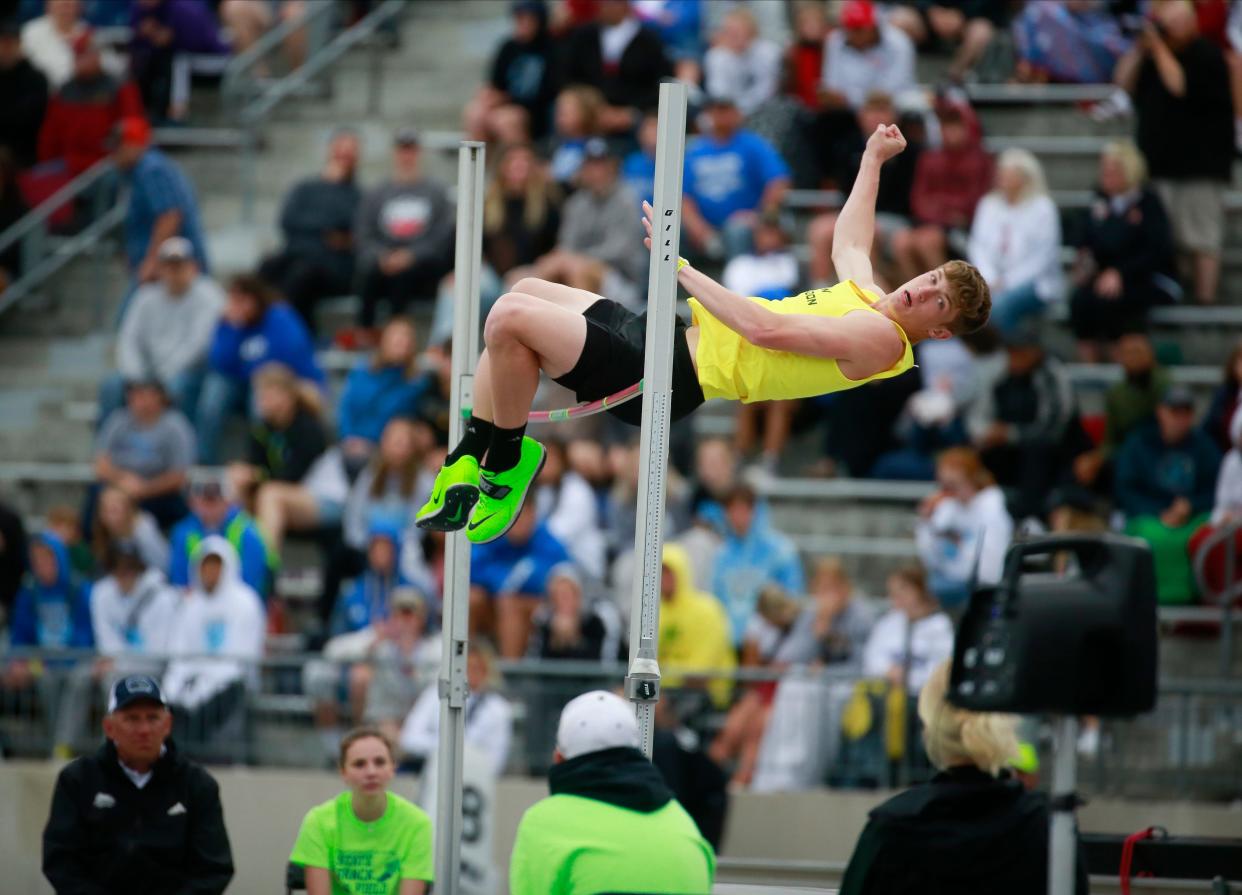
xmin=839 ymin=660 xmax=1087 ymax=895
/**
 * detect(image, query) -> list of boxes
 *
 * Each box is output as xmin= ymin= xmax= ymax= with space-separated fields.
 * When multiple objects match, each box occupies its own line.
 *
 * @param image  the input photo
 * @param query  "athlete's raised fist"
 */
xmin=865 ymin=123 xmax=907 ymax=162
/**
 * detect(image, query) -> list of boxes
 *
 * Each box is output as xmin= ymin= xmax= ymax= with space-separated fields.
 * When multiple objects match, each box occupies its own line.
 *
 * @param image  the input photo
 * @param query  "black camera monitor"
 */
xmin=950 ymin=534 xmax=1158 ymax=717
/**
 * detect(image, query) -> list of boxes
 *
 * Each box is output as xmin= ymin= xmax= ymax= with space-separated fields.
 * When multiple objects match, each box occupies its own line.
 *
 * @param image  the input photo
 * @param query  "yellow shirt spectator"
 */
xmin=658 ymin=543 xmax=736 ymax=708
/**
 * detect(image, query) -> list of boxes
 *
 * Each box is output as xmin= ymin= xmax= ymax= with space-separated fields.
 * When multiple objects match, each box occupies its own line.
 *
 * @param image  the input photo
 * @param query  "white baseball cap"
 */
xmin=556 ymin=690 xmax=640 ymax=760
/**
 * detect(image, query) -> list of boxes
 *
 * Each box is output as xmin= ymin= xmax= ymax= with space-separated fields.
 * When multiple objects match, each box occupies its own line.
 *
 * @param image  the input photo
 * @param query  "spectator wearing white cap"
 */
xmin=99 ymin=235 xmax=225 ymax=424
xmin=508 ymin=690 xmax=716 ymax=895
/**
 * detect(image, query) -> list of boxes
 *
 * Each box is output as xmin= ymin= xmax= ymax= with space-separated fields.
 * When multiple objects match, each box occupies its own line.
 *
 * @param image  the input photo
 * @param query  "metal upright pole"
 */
xmin=625 ymin=82 xmax=688 ymax=757
xmin=1048 ymin=716 xmax=1079 ymax=895
xmin=434 ymin=141 xmax=485 ymax=891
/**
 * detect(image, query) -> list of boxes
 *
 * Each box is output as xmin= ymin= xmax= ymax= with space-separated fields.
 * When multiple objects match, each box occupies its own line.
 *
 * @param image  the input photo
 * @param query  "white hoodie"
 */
xmin=163 ymin=536 xmax=266 ymax=708
xmin=90 ymin=567 xmax=180 ymax=658
xmin=916 ymin=484 xmax=1014 ymax=589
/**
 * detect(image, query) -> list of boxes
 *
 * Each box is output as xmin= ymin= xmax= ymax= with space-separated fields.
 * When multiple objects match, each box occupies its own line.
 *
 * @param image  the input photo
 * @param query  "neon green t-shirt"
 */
xmin=289 ymin=791 xmax=434 ymax=895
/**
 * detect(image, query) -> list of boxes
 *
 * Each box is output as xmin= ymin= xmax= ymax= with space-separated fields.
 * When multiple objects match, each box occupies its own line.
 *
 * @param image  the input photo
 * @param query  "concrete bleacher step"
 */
xmin=974 ymin=105 xmax=1132 ymax=139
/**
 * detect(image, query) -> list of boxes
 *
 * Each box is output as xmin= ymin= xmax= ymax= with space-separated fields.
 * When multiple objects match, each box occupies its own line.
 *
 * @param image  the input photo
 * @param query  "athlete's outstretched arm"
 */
xmin=642 ymin=203 xmax=899 ymax=370
xmin=831 ymin=124 xmax=907 ymax=292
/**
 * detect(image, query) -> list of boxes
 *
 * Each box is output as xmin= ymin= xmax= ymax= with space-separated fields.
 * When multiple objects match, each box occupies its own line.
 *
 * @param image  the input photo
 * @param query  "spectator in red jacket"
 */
xmin=38 ymin=30 xmax=143 ymax=176
xmin=893 ymin=101 xmax=993 ymax=286
xmin=786 ymin=1 xmax=828 ymax=110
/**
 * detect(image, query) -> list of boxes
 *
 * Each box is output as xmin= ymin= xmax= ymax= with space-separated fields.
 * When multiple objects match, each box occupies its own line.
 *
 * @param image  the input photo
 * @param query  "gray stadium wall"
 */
xmin=4 ymin=762 xmax=1241 ymax=893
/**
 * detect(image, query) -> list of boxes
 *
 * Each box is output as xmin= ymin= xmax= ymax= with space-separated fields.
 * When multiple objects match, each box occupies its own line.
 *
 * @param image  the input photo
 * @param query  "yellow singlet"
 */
xmin=688 ymin=280 xmax=914 ymax=403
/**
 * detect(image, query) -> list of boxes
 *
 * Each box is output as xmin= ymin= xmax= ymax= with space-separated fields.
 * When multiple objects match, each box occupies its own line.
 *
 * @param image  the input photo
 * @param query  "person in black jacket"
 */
xmin=559 ymin=0 xmax=673 ymax=135
xmin=0 ymin=495 xmax=27 ymax=618
xmin=840 ymin=660 xmax=1087 ymax=895
xmin=465 ymin=0 xmax=560 ymax=142
xmin=1069 ymin=140 xmax=1179 ymax=362
xmin=1115 ymin=1 xmax=1233 ymax=305
xmin=42 ymin=675 xmax=234 ymax=895
xmin=258 ymin=128 xmax=362 ymax=333
xmin=0 ymin=18 xmax=48 ymax=168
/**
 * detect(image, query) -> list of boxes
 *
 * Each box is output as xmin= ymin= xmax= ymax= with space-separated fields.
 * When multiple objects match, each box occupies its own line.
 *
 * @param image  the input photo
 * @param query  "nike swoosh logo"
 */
xmin=467 ymin=513 xmax=495 ymax=532
xmin=447 ymin=505 xmax=463 ymax=524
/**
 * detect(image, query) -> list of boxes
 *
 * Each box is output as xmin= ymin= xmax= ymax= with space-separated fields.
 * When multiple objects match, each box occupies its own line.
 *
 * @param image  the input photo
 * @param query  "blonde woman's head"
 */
xmin=995 ymin=148 xmax=1047 ymax=204
xmin=1099 ymin=140 xmax=1148 ymax=196
xmin=918 ymin=660 xmax=1020 ymax=776
xmin=757 ymin=585 xmax=802 ymax=628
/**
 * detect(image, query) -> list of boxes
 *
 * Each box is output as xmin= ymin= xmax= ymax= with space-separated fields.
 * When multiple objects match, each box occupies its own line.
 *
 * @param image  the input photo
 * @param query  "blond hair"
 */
xmin=941 ymin=259 xmax=991 ymax=335
xmin=757 ymin=585 xmax=802 ymax=628
xmin=721 ymin=6 xmax=758 ymax=38
xmin=1101 ymin=140 xmax=1148 ymax=191
xmin=483 ymin=143 xmax=559 ymax=238
xmin=558 ymin=85 xmax=605 ymax=135
xmin=918 ymin=660 xmax=1019 ymax=776
xmin=252 ymin=361 xmax=323 ymax=418
xmin=995 ymin=148 xmax=1047 ymax=202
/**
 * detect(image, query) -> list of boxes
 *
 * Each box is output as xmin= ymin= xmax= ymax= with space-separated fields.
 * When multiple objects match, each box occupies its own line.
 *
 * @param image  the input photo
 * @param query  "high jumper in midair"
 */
xmin=416 ymin=123 xmax=992 ymax=544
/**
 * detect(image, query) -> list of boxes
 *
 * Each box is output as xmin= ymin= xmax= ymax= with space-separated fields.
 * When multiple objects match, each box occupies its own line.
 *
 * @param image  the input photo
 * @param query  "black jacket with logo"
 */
xmin=42 ymin=738 xmax=234 ymax=895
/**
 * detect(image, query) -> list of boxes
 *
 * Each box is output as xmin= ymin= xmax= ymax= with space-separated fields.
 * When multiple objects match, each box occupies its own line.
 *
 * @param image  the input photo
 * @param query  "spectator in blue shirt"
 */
xmin=112 ymin=116 xmax=209 ymax=286
xmin=7 ymin=532 xmax=93 ymax=652
xmin=4 ymin=531 xmax=95 ymax=757
xmin=168 ymin=478 xmax=273 ymax=601
xmin=303 ymin=520 xmax=414 ymax=760
xmin=196 ymin=273 xmax=324 ymax=464
xmin=338 ymin=317 xmax=426 ymax=476
xmin=709 ymin=483 xmax=805 ymax=645
xmin=634 ymin=0 xmax=705 ymax=84
xmin=328 ymin=521 xmax=409 ymax=638
xmin=621 ymin=110 xmax=658 ymax=211
xmin=682 ymin=95 xmax=790 ymax=261
xmin=470 ymin=500 xmax=570 ymax=659
xmin=1116 ymin=385 xmax=1221 ymax=605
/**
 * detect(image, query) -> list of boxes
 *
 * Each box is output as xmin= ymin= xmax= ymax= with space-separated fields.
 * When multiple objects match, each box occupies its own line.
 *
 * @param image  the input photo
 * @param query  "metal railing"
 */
xmin=0 ymin=0 xmax=406 ymax=319
xmin=235 ymin=0 xmax=406 ymax=222
xmin=2 ymin=650 xmax=1240 ymax=801
xmin=715 ymin=858 xmax=1235 ymax=894
xmin=0 ymin=159 xmax=124 ymax=321
xmin=220 ymin=0 xmax=338 ymax=118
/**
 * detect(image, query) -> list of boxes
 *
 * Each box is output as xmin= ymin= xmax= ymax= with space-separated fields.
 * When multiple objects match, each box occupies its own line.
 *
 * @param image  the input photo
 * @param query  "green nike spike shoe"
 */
xmin=465 ymin=436 xmax=546 ymax=544
xmin=415 ymin=455 xmax=480 ymax=531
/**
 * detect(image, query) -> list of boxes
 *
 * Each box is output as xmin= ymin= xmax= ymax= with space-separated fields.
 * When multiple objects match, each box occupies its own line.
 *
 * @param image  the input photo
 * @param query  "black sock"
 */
xmin=483 ymin=423 xmax=526 ymax=473
xmin=446 ymin=415 xmax=494 ymax=465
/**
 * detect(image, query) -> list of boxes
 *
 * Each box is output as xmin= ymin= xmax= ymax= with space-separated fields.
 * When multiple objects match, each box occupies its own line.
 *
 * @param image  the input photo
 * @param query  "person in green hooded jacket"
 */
xmin=509 ymin=689 xmax=715 ymax=895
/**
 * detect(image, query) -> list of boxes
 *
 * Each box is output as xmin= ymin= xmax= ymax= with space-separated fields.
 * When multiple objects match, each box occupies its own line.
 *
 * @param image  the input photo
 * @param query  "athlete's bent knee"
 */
xmin=483 ymin=292 xmax=534 ymax=347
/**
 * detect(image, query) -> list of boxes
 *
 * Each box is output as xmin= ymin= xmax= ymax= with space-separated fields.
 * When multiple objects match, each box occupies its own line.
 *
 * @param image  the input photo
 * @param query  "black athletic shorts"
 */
xmin=553 ymin=299 xmax=705 ymax=426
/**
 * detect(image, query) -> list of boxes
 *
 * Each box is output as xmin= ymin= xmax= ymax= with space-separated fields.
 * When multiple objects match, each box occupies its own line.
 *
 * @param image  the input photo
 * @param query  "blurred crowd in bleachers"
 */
xmin=1 ymin=0 xmax=1242 ymax=788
